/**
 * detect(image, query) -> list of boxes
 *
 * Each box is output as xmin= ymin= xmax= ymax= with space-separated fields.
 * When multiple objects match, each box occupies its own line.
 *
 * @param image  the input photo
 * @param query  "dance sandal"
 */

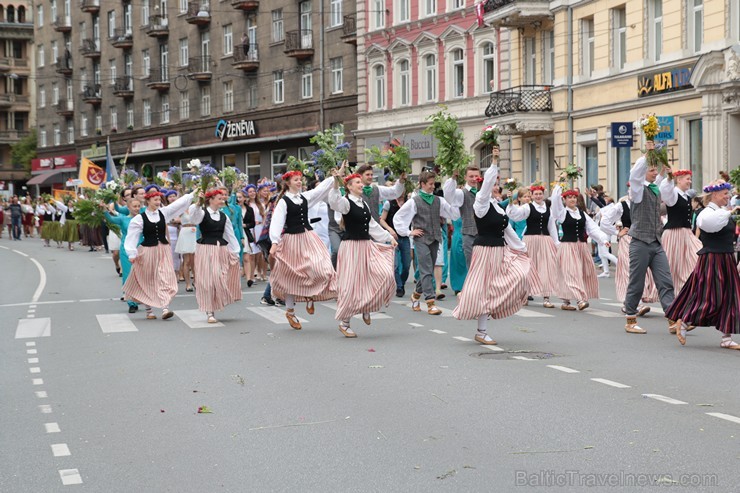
xmin=475 ymin=333 xmax=497 ymax=345
xmin=637 ymin=305 xmax=651 ymax=317
xmin=286 ymin=310 xmax=302 ymax=330
xmin=207 ymin=312 xmax=218 ymax=324
xmin=543 ymin=299 xmax=554 ymax=309
xmin=624 ymin=317 xmax=646 ymax=334
xmin=577 ymin=301 xmax=589 ymax=311
xmin=560 ymin=303 xmax=576 ymax=311
xmin=426 ymin=300 xmax=442 ymax=315
xmin=162 ymin=309 xmax=174 ymax=320
xmin=410 ymin=292 xmax=422 ymax=312
xmin=362 ymin=313 xmax=371 ymax=325
xmin=306 ymin=299 xmax=315 ymax=315
xmin=338 ymin=323 xmax=357 ymax=338
xmin=185 ymin=286 xmax=194 ymax=292
xmin=720 ymin=339 xmax=740 ymax=350
xmin=146 ymin=311 xmax=157 ymax=320
xmin=675 ymin=319 xmax=687 ymax=345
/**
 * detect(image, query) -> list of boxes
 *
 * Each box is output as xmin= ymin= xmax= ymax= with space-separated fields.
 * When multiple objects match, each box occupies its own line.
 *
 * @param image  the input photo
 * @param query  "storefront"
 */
xmin=26 ymin=155 xmax=78 ymax=195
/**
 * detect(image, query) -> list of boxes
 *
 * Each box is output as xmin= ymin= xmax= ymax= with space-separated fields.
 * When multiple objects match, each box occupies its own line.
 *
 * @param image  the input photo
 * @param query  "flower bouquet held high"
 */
xmin=121 ymin=168 xmax=139 ymax=186
xmin=424 ymin=106 xmax=473 ymax=184
xmin=503 ymin=177 xmax=519 ymax=194
xmin=480 ymin=124 xmax=499 ymax=148
xmin=199 ymin=164 xmax=218 ymax=192
xmin=366 ymin=138 xmax=413 ymax=194
xmin=557 ymin=163 xmax=583 ymax=189
xmin=635 ymin=113 xmax=668 ymax=168
xmin=218 ymin=166 xmax=240 ymax=189
xmin=167 ymin=166 xmax=183 ymax=187
xmin=286 ymin=155 xmax=316 ymax=179
xmin=95 ymin=180 xmax=124 ymax=204
xmin=310 ymin=124 xmax=352 ymax=175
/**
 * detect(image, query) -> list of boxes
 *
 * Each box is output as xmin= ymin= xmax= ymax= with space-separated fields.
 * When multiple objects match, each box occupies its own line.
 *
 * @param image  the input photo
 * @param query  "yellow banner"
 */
xmin=78 ymin=157 xmax=106 ymax=189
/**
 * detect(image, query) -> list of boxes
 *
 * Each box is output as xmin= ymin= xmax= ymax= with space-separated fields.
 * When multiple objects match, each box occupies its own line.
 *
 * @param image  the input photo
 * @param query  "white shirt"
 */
xmin=506 ymin=199 xmax=560 ymax=245
xmin=187 ymin=204 xmax=240 ymax=255
xmin=597 ymin=202 xmax=620 ymax=237
xmin=550 ymin=185 xmax=609 ymax=245
xmin=328 ymin=188 xmax=393 ymax=244
xmin=124 ymin=193 xmax=194 ymax=259
xmin=696 ymin=202 xmax=732 ymax=233
xmin=392 ymin=191 xmax=460 ymax=237
xmin=54 ymin=201 xmax=68 ymax=225
xmin=629 ymin=156 xmax=665 ymax=204
xmin=658 ymin=177 xmax=690 ymax=207
xmin=269 ymin=177 xmax=334 ymax=244
xmin=308 ymin=200 xmax=331 ymax=252
xmin=442 ymin=178 xmax=477 ymax=208
xmin=373 ymin=180 xmax=405 ymax=202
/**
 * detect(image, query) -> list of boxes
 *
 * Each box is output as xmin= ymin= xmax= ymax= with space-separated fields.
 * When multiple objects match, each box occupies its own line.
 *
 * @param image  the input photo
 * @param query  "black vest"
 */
xmin=524 ymin=203 xmax=550 ymax=236
xmin=342 ymin=197 xmax=372 ymax=241
xmin=560 ymin=210 xmax=587 ymax=243
xmin=197 ymin=209 xmax=228 ymax=246
xmin=282 ymin=195 xmax=312 ymax=234
xmin=698 ymin=216 xmax=735 ymax=254
xmin=386 ymin=199 xmax=401 ymax=234
xmin=473 ymin=204 xmax=508 ymax=247
xmin=65 ymin=210 xmax=74 ymax=220
xmin=664 ymin=193 xmax=692 ymax=230
xmin=140 ymin=210 xmax=168 ymax=246
xmin=42 ymin=211 xmax=53 ymax=221
xmin=620 ymin=201 xmax=632 ymax=229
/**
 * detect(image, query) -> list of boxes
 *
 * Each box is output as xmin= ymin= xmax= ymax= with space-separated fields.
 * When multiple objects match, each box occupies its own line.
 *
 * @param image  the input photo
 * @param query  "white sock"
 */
xmin=285 ymin=295 xmax=295 ymax=310
xmin=477 ymin=314 xmax=487 ymax=333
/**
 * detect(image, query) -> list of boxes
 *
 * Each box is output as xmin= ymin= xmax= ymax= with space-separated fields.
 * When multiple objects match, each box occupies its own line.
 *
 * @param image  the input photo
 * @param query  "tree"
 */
xmin=11 ymin=129 xmax=37 ymax=176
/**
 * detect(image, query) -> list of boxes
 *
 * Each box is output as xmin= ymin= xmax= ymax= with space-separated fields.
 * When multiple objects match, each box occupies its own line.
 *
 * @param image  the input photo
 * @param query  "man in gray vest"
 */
xmin=624 ymin=142 xmax=677 ymax=334
xmin=394 ymin=170 xmax=460 ymax=315
xmin=356 ymin=164 xmax=406 ymax=222
xmin=442 ymin=165 xmax=482 ymax=267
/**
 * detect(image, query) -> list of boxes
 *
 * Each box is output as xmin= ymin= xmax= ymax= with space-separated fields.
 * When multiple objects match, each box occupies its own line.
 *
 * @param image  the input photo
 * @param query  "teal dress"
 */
xmin=511 ymin=219 xmax=527 ymax=239
xmin=105 ymin=211 xmax=138 ymax=308
xmin=449 ymin=218 xmax=468 ymax=293
xmin=222 ymin=194 xmax=245 ymax=263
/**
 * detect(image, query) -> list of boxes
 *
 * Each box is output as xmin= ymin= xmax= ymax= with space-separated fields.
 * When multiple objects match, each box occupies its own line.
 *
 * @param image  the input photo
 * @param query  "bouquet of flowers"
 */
xmin=188 ymin=158 xmax=202 ymax=173
xmin=218 ymin=166 xmax=240 ymax=189
xmin=503 ymin=177 xmax=519 ymax=193
xmin=153 ymin=174 xmax=167 ymax=187
xmin=309 ymin=125 xmax=352 ymax=174
xmin=728 ymin=168 xmax=740 ymax=189
xmin=121 ymin=168 xmax=139 ymax=186
xmin=556 ymin=163 xmax=583 ymax=188
xmin=366 ymin=138 xmax=414 ymax=194
xmin=95 ymin=180 xmax=124 ymax=204
xmin=41 ymin=193 xmax=54 ymax=204
xmin=286 ymin=155 xmax=315 ymax=178
xmin=167 ymin=166 xmax=183 ymax=186
xmin=182 ymin=172 xmax=197 ymax=191
xmin=73 ymin=198 xmax=121 ymax=237
xmin=424 ymin=106 xmax=473 ymax=184
xmin=635 ymin=113 xmax=668 ymax=168
xmin=199 ymin=164 xmax=218 ymax=192
xmin=480 ymin=124 xmax=499 ymax=147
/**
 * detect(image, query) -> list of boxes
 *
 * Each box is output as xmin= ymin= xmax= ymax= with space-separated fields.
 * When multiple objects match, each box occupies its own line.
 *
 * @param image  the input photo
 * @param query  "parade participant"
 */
xmin=108 ymin=189 xmax=131 ymax=276
xmin=442 ymin=166 xmax=482 ymax=267
xmin=222 ymin=188 xmax=245 ymax=271
xmin=164 ymin=190 xmax=182 ymax=276
xmin=452 ymin=164 xmax=530 ymax=345
xmin=123 ymin=189 xmax=196 ymax=320
xmin=356 ymin=164 xmax=406 ymax=222
xmin=506 ymin=183 xmax=559 ymax=308
xmin=393 ymin=170 xmax=460 ymax=315
xmin=666 ymin=180 xmax=740 ymax=349
xmin=37 ymin=201 xmax=56 ymax=247
xmin=380 ymin=193 xmax=411 ymax=297
xmin=105 ymin=197 xmax=142 ymax=313
xmin=188 ymin=189 xmax=242 ymax=324
xmin=659 ymin=169 xmax=703 ymax=294
xmin=54 ymin=199 xmax=80 ymax=251
xmin=595 ymin=197 xmax=619 ymax=278
xmin=268 ymin=168 xmax=338 ymax=329
xmin=175 ymin=202 xmax=198 ymax=293
xmin=550 ymin=185 xmax=610 ymax=311
xmin=328 ymin=173 xmax=397 ymax=338
xmin=448 ymin=217 xmax=468 ymax=295
xmin=252 ymin=183 xmax=270 ymax=281
xmin=237 ymin=189 xmax=257 ymax=285
xmin=21 ymin=196 xmax=34 ymax=238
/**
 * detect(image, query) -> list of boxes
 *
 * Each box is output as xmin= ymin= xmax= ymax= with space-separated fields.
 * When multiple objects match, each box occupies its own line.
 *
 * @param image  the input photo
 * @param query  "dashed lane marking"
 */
xmin=641 ymin=394 xmax=688 ymax=405
xmin=14 ymin=318 xmax=51 ymax=339
xmin=246 ymin=307 xmax=307 ymax=325
xmin=45 ymin=423 xmax=61 ymax=433
xmin=591 ymin=378 xmax=631 ymax=389
xmin=515 ymin=308 xmax=555 ymax=318
xmin=35 ymin=391 xmax=48 ymax=398
xmin=429 ymin=329 xmax=447 ymax=334
xmin=28 ymin=358 xmax=39 ymax=364
xmin=408 ymin=323 xmax=424 ymax=327
xmin=25 ymin=342 xmax=35 ymax=347
xmin=29 ymin=367 xmax=41 ymax=374
xmin=511 ymin=356 xmax=537 ymax=361
xmin=96 ymin=314 xmax=139 ymax=333
xmin=27 ymin=349 xmax=37 ymax=354
xmin=176 ymin=309 xmax=225 ymax=328
xmin=319 ymin=302 xmax=394 ymax=320
xmin=706 ymin=413 xmax=740 ymax=425
xmin=51 ymin=444 xmax=71 ymax=457
xmin=59 ymin=469 xmax=83 ymax=485
xmin=547 ymin=365 xmax=580 ymax=374
xmin=452 ymin=336 xmax=473 ymax=342
xmin=483 ymin=345 xmax=505 ymax=352
xmin=32 ymin=378 xmax=43 ymax=385
xmin=39 ymin=404 xmax=52 ymax=414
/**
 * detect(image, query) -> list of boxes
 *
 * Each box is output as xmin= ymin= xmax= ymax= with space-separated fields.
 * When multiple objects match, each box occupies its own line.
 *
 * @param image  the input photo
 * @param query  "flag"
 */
xmin=475 ymin=2 xmax=485 ymax=27
xmin=106 ymin=137 xmax=119 ymax=181
xmin=79 ymin=157 xmax=106 ymax=189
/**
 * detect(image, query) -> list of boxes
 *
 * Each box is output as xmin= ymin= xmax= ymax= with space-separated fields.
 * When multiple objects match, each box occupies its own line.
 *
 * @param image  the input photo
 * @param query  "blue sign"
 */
xmin=611 ymin=122 xmax=633 ymax=148
xmin=656 ymin=116 xmax=674 ymax=141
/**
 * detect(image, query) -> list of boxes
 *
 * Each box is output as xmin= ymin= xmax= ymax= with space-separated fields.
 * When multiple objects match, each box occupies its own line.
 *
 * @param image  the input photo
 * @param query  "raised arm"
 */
xmin=473 ymin=165 xmax=498 ymax=218
xmin=549 ymin=185 xmax=566 ymax=222
xmin=161 ymin=193 xmax=194 ymax=222
xmin=629 ymin=156 xmax=647 ymax=204
xmin=328 ymin=188 xmax=350 ymax=214
xmin=442 ymin=178 xmax=464 ymax=207
xmin=187 ymin=204 xmax=206 ymax=225
xmin=659 ymin=176 xmax=679 ymax=207
xmin=378 ymin=179 xmax=404 ymax=201
xmin=304 ymin=177 xmax=335 ymax=208
xmin=506 ymin=203 xmax=531 ymax=222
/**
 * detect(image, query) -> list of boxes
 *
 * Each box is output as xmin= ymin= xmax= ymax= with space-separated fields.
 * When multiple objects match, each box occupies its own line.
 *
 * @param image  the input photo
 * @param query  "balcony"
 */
xmin=55 ymin=58 xmax=73 ymax=76
xmin=80 ymin=39 xmax=101 ymax=58
xmin=0 ymin=93 xmax=29 ymax=107
xmin=110 ymin=29 xmax=133 ymax=49
xmin=231 ymin=0 xmax=258 ymax=11
xmin=55 ymin=99 xmax=75 ymax=117
xmin=0 ymin=130 xmax=30 ymax=143
xmin=113 ymin=76 xmax=134 ymax=98
xmin=187 ymin=56 xmax=212 ymax=81
xmin=186 ymin=2 xmax=211 ymax=25
xmin=341 ymin=15 xmax=356 ymax=44
xmin=482 ymin=0 xmax=553 ymax=29
xmin=53 ymin=16 xmax=72 ymax=32
xmin=145 ymin=15 xmax=169 ymax=37
xmin=146 ymin=66 xmax=170 ymax=91
xmin=484 ymin=85 xmax=554 ymax=136
xmin=284 ymin=30 xmax=313 ymax=59
xmin=232 ymin=44 xmax=259 ymax=72
xmin=82 ymin=85 xmax=102 ymax=105
xmin=80 ymin=0 xmax=100 ymax=14
xmin=0 ymin=57 xmax=27 ymax=72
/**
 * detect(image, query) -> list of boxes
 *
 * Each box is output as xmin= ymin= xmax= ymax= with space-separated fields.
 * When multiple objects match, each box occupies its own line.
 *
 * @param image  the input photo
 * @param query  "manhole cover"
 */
xmin=472 ymin=351 xmax=558 ymax=360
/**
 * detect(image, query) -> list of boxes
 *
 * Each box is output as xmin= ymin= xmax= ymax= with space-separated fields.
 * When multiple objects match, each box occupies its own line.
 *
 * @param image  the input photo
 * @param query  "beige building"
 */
xmin=483 ymin=0 xmax=740 ymax=198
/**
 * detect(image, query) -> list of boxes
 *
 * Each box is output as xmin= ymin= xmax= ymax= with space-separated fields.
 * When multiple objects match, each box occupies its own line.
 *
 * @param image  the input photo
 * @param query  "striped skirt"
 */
xmin=523 ymin=234 xmax=559 ymax=297
xmin=665 ymin=253 xmax=740 ymax=335
xmin=122 ymin=243 xmax=178 ymax=308
xmin=271 ymin=231 xmax=337 ymax=302
xmin=194 ymin=243 xmax=242 ymax=312
xmin=453 ymin=246 xmax=531 ymax=320
xmin=615 ymin=235 xmax=659 ymax=302
xmin=662 ymin=228 xmax=702 ymax=294
xmin=335 ymin=240 xmax=395 ymax=322
xmin=556 ymin=242 xmax=599 ymax=302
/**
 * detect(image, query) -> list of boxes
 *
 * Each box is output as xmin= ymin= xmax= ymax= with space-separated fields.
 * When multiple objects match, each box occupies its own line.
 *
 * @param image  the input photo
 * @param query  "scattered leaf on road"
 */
xmin=197 ymin=405 xmax=213 ymax=414
xmin=367 ymin=348 xmax=376 ymax=352
xmin=437 ymin=469 xmax=456 ymax=480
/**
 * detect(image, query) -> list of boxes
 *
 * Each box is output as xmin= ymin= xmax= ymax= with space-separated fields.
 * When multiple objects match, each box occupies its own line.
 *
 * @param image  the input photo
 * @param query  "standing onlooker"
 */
xmin=8 ymin=196 xmax=22 ymax=240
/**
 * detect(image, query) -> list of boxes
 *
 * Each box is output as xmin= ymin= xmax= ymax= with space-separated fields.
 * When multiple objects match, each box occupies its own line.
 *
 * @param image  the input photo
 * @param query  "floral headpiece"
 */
xmin=673 ymin=170 xmax=692 ymax=177
xmin=163 ymin=190 xmax=178 ymax=198
xmin=257 ymin=183 xmax=271 ymax=191
xmin=344 ymin=173 xmax=361 ymax=185
xmin=244 ymin=184 xmax=256 ymax=192
xmin=562 ymin=190 xmax=580 ymax=198
xmin=702 ymin=182 xmax=732 ymax=193
xmin=144 ymin=184 xmax=161 ymax=193
xmin=144 ymin=190 xmax=164 ymax=199
xmin=530 ymin=185 xmax=545 ymax=192
xmin=281 ymin=171 xmax=303 ymax=182
xmin=205 ymin=189 xmax=225 ymax=199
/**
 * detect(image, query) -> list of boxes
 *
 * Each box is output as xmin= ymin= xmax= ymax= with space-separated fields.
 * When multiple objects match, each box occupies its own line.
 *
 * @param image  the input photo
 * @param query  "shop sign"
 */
xmin=168 ymin=136 xmax=182 ymax=149
xmin=656 ymin=116 xmax=674 ymax=140
xmin=80 ymin=144 xmax=107 ymax=159
xmin=31 ymin=155 xmax=77 ymax=172
xmin=610 ymin=122 xmax=633 ymax=148
xmin=65 ymin=179 xmax=83 ymax=187
xmin=365 ymin=132 xmax=437 ymax=160
xmin=215 ymin=119 xmax=257 ymax=141
xmin=132 ymin=138 xmax=166 ymax=153
xmin=637 ymin=65 xmax=693 ymax=98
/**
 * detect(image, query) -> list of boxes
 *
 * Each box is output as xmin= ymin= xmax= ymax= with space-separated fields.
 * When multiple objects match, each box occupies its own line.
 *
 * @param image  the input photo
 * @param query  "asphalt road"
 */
xmin=1 ymin=237 xmax=739 ymax=492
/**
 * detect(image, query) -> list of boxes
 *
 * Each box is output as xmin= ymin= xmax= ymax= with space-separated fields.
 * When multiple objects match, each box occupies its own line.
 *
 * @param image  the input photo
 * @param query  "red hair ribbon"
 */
xmin=561 ymin=190 xmax=580 ymax=198
xmin=344 ymin=173 xmax=361 ymax=185
xmin=673 ymin=169 xmax=692 ymax=177
xmin=204 ymin=189 xmax=224 ymax=199
xmin=144 ymin=191 xmax=164 ymax=199
xmin=282 ymin=171 xmax=303 ymax=182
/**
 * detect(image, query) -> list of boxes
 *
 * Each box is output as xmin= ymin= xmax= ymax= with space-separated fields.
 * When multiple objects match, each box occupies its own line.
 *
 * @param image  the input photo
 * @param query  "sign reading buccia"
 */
xmin=215 ymin=119 xmax=257 ymax=141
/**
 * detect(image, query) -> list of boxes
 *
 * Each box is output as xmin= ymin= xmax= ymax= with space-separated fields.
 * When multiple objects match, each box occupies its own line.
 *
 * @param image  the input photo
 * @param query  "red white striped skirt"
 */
xmin=523 ymin=234 xmax=559 ymax=297
xmin=615 ymin=235 xmax=658 ymax=302
xmin=271 ymin=231 xmax=337 ymax=302
xmin=335 ymin=240 xmax=395 ymax=322
xmin=662 ymin=228 xmax=702 ymax=294
xmin=123 ymin=243 xmax=178 ymax=308
xmin=194 ymin=243 xmax=242 ymax=312
xmin=453 ymin=246 xmax=530 ymax=320
xmin=556 ymin=242 xmax=599 ymax=301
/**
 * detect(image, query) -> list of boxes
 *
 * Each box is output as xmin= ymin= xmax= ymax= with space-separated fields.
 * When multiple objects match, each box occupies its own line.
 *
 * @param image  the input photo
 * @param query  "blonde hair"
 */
xmin=515 ymin=186 xmax=531 ymax=204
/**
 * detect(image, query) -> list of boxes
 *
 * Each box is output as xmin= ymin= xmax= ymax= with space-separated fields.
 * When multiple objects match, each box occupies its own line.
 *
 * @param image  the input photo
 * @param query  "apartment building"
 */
xmin=483 ymin=0 xmax=740 ymax=198
xmin=33 ymin=0 xmax=358 ymax=184
xmin=0 ymin=2 xmax=33 ymax=195
xmin=356 ymin=0 xmax=511 ymax=175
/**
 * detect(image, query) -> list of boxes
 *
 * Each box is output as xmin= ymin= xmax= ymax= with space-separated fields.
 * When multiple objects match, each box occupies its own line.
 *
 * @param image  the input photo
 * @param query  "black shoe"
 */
xmin=275 ymin=298 xmax=285 ymax=307
xmin=527 ymin=296 xmax=534 ymax=301
xmin=128 ymin=305 xmax=138 ymax=313
xmin=441 ymin=284 xmax=448 ymax=290
xmin=260 ymin=297 xmax=275 ymax=306
xmin=395 ymin=288 xmax=405 ymax=298
xmin=247 ymin=280 xmax=253 ymax=287
xmin=119 ymin=272 xmax=123 ymax=277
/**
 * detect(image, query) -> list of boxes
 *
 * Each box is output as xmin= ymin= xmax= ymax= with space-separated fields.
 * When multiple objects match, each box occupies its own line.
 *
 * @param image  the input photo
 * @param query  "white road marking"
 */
xmin=25 ymin=342 xmax=36 ymax=347
xmin=0 ymin=245 xmax=8 ymax=249
xmin=706 ymin=413 xmax=740 ymax=425
xmin=12 ymin=249 xmax=28 ymax=257
xmin=35 ymin=391 xmax=48 ymax=398
xmin=176 ymin=309 xmax=225 ymax=328
xmin=452 ymin=336 xmax=472 ymax=342
xmin=96 ymin=314 xmax=139 ymax=333
xmin=246 ymin=307 xmax=307 ymax=325
xmin=29 ymin=367 xmax=41 ymax=374
xmin=51 ymin=444 xmax=71 ymax=457
xmin=483 ymin=345 xmax=505 ymax=351
xmin=547 ymin=365 xmax=580 ymax=374
xmin=429 ymin=329 xmax=446 ymax=334
xmin=29 ymin=258 xmax=47 ymax=304
xmin=27 ymin=309 xmax=36 ymax=314
xmin=515 ymin=308 xmax=555 ymax=318
xmin=408 ymin=323 xmax=424 ymax=327
xmin=641 ymin=394 xmax=688 ymax=405
xmin=319 ymin=303 xmax=392 ymax=320
xmin=29 ymin=305 xmax=36 ymax=309
xmin=28 ymin=358 xmax=39 ymax=363
xmin=39 ymin=404 xmax=52 ymax=413
xmin=27 ymin=349 xmax=37 ymax=354
xmin=591 ymin=378 xmax=631 ymax=389
xmin=59 ymin=469 xmax=83 ymax=485
xmin=391 ymin=300 xmax=453 ymax=317
xmin=511 ymin=356 xmax=536 ymax=361
xmin=14 ymin=318 xmax=51 ymax=339
xmin=27 ymin=315 xmax=35 ymax=318
xmin=32 ymin=378 xmax=44 ymax=385
xmin=45 ymin=423 xmax=61 ymax=433
xmin=79 ymin=298 xmax=115 ymax=303
xmin=584 ymin=309 xmax=622 ymax=318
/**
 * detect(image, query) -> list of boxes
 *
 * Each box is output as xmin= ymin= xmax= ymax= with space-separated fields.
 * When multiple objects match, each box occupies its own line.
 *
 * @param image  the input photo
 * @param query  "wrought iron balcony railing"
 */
xmin=285 ymin=30 xmax=314 ymax=57
xmin=485 ymin=85 xmax=553 ymax=117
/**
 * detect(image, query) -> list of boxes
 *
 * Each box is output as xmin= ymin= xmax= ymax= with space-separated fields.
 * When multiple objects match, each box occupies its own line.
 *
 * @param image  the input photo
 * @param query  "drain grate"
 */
xmin=472 ymin=351 xmax=558 ymax=360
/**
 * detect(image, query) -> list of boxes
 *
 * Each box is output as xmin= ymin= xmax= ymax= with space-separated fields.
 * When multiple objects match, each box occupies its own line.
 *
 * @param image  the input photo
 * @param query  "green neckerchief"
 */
xmin=647 ymin=183 xmax=660 ymax=197
xmin=469 ymin=187 xmax=478 ymax=195
xmin=418 ymin=190 xmax=435 ymax=205
xmin=362 ymin=185 xmax=373 ymax=196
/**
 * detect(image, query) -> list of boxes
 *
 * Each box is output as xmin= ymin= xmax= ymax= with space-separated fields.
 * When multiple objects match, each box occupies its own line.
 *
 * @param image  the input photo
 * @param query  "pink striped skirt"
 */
xmin=194 ymin=244 xmax=242 ymax=312
xmin=556 ymin=242 xmax=599 ymax=302
xmin=335 ymin=240 xmax=395 ymax=322
xmin=662 ymin=228 xmax=701 ymax=294
xmin=453 ymin=246 xmax=530 ymax=320
xmin=523 ymin=234 xmax=559 ymax=297
xmin=615 ymin=235 xmax=658 ymax=302
xmin=123 ymin=243 xmax=178 ymax=308
xmin=271 ymin=231 xmax=337 ymax=302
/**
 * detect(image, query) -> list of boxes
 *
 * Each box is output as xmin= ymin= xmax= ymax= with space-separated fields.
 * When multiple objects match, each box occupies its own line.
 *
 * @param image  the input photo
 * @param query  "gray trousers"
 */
xmin=328 ymin=227 xmax=343 ymax=269
xmin=462 ymin=234 xmax=475 ymax=268
xmin=414 ymin=240 xmax=439 ymax=300
xmin=624 ymin=238 xmax=675 ymax=315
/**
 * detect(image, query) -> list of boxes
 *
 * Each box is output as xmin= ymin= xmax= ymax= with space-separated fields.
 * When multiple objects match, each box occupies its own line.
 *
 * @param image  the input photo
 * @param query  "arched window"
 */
xmin=373 ymin=64 xmax=386 ymax=110
xmin=397 ymin=59 xmax=410 ymax=107
xmin=481 ymin=41 xmax=495 ymax=94
xmin=6 ymin=5 xmax=14 ymax=22
xmin=450 ymin=48 xmax=464 ymax=98
xmin=423 ymin=53 xmax=437 ymax=103
xmin=18 ymin=6 xmax=25 ymax=23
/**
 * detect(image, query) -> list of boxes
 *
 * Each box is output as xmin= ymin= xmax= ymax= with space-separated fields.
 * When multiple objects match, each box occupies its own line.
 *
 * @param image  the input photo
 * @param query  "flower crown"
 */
xmin=344 ymin=173 xmax=361 ymax=185
xmin=204 ymin=189 xmax=224 ymax=199
xmin=144 ymin=191 xmax=163 ymax=199
xmin=673 ymin=170 xmax=692 ymax=177
xmin=281 ymin=171 xmax=303 ymax=182
xmin=562 ymin=190 xmax=580 ymax=198
xmin=702 ymin=182 xmax=732 ymax=193
xmin=530 ymin=185 xmax=545 ymax=192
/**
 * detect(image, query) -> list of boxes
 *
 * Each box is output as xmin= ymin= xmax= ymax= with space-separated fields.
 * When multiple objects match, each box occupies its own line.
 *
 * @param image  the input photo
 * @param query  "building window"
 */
xmin=273 ymin=70 xmax=284 ymax=103
xmin=450 ymin=0 xmax=464 ymax=10
xmin=688 ymin=0 xmax=703 ymax=54
xmin=95 ymin=109 xmax=102 ymax=132
xmin=330 ymin=0 xmax=342 ymax=27
xmin=143 ymin=100 xmax=151 ymax=126
xmin=481 ymin=41 xmax=496 ymax=94
xmin=330 ymin=57 xmax=343 ymax=93
xmin=688 ymin=119 xmax=703 ymax=189
xmin=584 ymin=143 xmax=598 ymax=187
xmin=79 ymin=68 xmax=87 ymax=92
xmin=245 ymin=152 xmax=260 ymax=183
xmin=161 ymin=94 xmax=170 ymax=123
xmin=39 ymin=86 xmax=46 ymax=108
xmin=423 ymin=0 xmax=436 ymax=17
xmin=424 ymin=54 xmax=437 ymax=102
xmin=247 ymin=78 xmax=258 ymax=108
xmin=141 ymin=0 xmax=149 ymax=26
xmin=396 ymin=0 xmax=410 ymax=24
xmin=612 ymin=7 xmax=626 ymax=70
xmin=180 ymin=91 xmax=189 ymax=120
xmin=524 ymin=37 xmax=536 ymax=84
xmin=301 ymin=64 xmax=313 ymax=99
xmin=223 ymin=24 xmax=233 ymax=55
xmin=110 ymin=105 xmax=117 ymax=130
xmin=272 ymin=9 xmax=284 ymax=43
xmin=67 ymin=124 xmax=74 ymax=144
xmin=40 ymin=127 xmax=47 ymax=147
xmin=373 ymin=64 xmax=386 ymax=110
xmin=451 ymin=48 xmax=465 ymax=98
xmin=51 ymin=41 xmax=58 ymax=64
xmin=271 ymin=149 xmax=287 ymax=177
xmin=142 ymin=49 xmax=150 ymax=77
xmin=397 ymin=59 xmax=411 ymax=106
xmin=107 ymin=10 xmax=116 ymax=39
xmin=223 ymin=81 xmax=233 ymax=112
xmin=109 ymin=59 xmax=117 ymax=84
xmin=126 ymin=102 xmax=134 ymax=127
xmin=37 ymin=5 xmax=43 ymax=26
xmin=200 ymin=86 xmax=211 ymax=116
xmin=38 ymin=45 xmax=44 ymax=67
xmin=81 ymin=114 xmax=88 ymax=137
xmin=372 ymin=0 xmax=385 ymax=29
xmin=543 ymin=31 xmax=555 ymax=84
xmin=581 ymin=17 xmax=594 ymax=77
xmin=53 ymin=124 xmax=61 ymax=146
xmin=179 ymin=38 xmax=189 ymax=67
xmin=330 ymin=123 xmax=344 ymax=144
xmin=179 ymin=0 xmax=187 ymax=13
xmin=52 ymin=82 xmax=59 ymax=105
xmin=733 ymin=0 xmax=740 ymax=42
xmin=648 ymin=0 xmax=662 ymax=62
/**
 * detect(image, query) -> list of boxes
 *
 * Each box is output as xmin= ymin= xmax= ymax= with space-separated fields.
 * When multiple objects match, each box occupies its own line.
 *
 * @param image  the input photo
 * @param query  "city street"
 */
xmin=1 ymin=239 xmax=738 ymax=492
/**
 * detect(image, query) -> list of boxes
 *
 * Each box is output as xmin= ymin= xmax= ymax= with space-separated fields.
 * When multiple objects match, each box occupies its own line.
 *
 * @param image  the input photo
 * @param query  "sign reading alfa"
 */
xmin=637 ymin=65 xmax=693 ymax=98
xmin=610 ymin=122 xmax=633 ymax=148
xmin=216 ymin=119 xmax=257 ymax=141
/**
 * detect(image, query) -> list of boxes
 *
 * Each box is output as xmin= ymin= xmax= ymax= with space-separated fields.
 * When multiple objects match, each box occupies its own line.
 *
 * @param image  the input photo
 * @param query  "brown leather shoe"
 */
xmin=306 ymin=299 xmax=315 ymax=315
xmin=411 ymin=292 xmax=421 ymax=312
xmin=625 ymin=316 xmax=647 ymax=334
xmin=577 ymin=301 xmax=589 ymax=311
xmin=637 ymin=305 xmax=651 ymax=317
xmin=675 ymin=319 xmax=687 ymax=345
xmin=338 ymin=323 xmax=357 ymax=338
xmin=426 ymin=299 xmax=442 ymax=315
xmin=475 ymin=333 xmax=497 ymax=345
xmin=286 ymin=310 xmax=302 ymax=330
xmin=362 ymin=313 xmax=371 ymax=325
xmin=560 ymin=303 xmax=576 ymax=311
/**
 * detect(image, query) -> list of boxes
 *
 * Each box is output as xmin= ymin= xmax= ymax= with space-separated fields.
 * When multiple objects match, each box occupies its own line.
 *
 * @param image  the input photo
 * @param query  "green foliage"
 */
xmin=218 ymin=166 xmax=239 ymax=188
xmin=366 ymin=143 xmax=414 ymax=194
xmin=11 ymin=129 xmax=37 ymax=175
xmin=73 ymin=198 xmax=120 ymax=236
xmin=423 ymin=106 xmax=472 ymax=184
xmin=309 ymin=124 xmax=351 ymax=173
xmin=728 ymin=168 xmax=740 ymax=189
xmin=286 ymin=156 xmax=315 ymax=178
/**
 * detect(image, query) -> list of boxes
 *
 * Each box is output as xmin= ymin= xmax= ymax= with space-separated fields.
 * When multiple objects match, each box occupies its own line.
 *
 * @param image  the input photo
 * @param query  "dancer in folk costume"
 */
xmin=448 ymin=217 xmax=468 ymax=295
xmin=356 ymin=164 xmax=406 ymax=223
xmin=54 ymin=199 xmax=80 ymax=251
xmin=189 ymin=189 xmax=242 ymax=324
xmin=105 ymin=197 xmax=142 ymax=313
xmin=659 ymin=169 xmax=703 ymax=294
xmin=123 ymin=189 xmax=196 ymax=320
xmin=594 ymin=198 xmax=619 ymax=278
xmin=442 ymin=165 xmax=482 ymax=267
xmin=550 ymin=185 xmax=610 ymax=311
xmin=269 ymin=169 xmax=338 ymax=330
xmin=328 ymin=173 xmax=397 ymax=338
xmin=37 ymin=201 xmax=57 ymax=247
xmin=506 ymin=183 xmax=560 ymax=308
xmin=453 ymin=164 xmax=531 ymax=345
xmin=666 ymin=181 xmax=740 ymax=349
